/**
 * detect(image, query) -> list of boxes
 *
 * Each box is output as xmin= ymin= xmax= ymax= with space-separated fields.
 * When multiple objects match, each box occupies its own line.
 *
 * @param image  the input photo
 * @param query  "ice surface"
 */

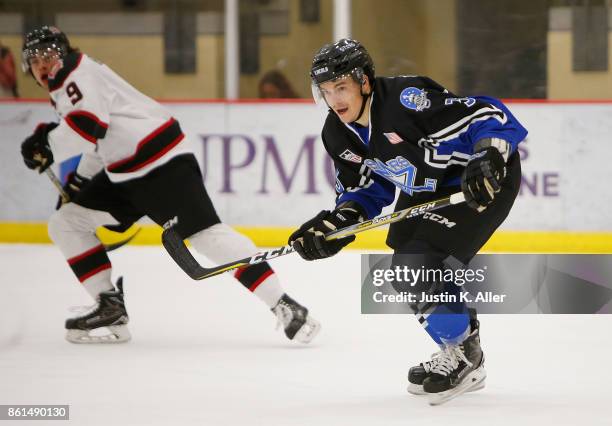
xmin=1 ymin=244 xmax=610 ymax=425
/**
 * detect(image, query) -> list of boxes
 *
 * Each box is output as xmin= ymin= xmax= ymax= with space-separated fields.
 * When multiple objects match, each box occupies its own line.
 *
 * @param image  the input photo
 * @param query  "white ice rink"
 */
xmin=1 ymin=244 xmax=611 ymax=426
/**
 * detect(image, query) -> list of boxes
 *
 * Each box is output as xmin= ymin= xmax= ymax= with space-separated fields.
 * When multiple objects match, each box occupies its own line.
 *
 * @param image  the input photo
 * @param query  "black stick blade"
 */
xmin=161 ymin=228 xmax=208 ymax=280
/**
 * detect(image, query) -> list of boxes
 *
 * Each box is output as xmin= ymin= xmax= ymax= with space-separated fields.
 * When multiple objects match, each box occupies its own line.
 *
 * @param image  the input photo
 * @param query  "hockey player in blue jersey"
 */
xmin=288 ymin=39 xmax=527 ymax=405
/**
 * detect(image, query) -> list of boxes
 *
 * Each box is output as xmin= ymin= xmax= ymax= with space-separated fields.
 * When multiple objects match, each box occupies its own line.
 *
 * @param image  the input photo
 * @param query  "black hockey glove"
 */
xmin=461 ymin=146 xmax=506 ymax=211
xmin=55 ymin=172 xmax=90 ymax=210
xmin=21 ymin=122 xmax=58 ymax=173
xmin=289 ymin=202 xmax=365 ymax=261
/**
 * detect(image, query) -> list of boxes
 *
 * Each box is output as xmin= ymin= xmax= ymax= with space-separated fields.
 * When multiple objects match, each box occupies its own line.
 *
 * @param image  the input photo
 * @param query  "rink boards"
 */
xmin=1 ymin=99 xmax=611 ymax=252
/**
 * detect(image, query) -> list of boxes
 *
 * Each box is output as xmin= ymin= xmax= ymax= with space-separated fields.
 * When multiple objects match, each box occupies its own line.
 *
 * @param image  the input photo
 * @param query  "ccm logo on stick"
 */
xmin=408 ymin=203 xmax=435 ymax=216
xmin=250 ymin=246 xmax=294 ymax=264
xmin=423 ymin=212 xmax=456 ymax=228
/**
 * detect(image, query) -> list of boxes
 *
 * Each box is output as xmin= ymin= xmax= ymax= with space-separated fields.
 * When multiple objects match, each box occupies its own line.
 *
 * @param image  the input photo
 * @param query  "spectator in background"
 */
xmin=0 ymin=41 xmax=18 ymax=98
xmin=258 ymin=69 xmax=300 ymax=98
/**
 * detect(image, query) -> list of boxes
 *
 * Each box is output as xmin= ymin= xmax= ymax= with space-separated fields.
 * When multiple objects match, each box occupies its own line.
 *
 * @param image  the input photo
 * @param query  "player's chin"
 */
xmin=38 ymin=75 xmax=50 ymax=89
xmin=334 ymin=107 xmax=354 ymax=123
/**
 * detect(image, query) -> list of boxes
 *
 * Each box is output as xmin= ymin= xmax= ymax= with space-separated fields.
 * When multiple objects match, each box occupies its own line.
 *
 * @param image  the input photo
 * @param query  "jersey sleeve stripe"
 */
xmin=65 ymin=110 xmax=108 ymax=143
xmin=427 ymin=106 xmax=506 ymax=141
xmin=107 ymin=118 xmax=184 ymax=173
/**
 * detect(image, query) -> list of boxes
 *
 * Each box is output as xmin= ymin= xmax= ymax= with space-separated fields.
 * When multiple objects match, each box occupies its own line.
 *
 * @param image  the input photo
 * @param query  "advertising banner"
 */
xmin=1 ymin=101 xmax=611 ymax=231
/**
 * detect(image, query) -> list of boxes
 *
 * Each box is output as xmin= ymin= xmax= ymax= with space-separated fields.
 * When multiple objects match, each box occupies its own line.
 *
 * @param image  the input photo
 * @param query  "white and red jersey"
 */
xmin=47 ymin=52 xmax=190 ymax=182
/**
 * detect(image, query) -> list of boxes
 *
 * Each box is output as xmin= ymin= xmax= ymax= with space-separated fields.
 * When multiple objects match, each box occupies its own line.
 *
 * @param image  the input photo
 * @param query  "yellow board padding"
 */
xmin=0 ymin=223 xmax=611 ymax=253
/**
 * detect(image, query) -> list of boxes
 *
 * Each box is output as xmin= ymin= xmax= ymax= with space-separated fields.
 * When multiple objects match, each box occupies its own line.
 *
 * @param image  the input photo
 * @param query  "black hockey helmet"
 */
xmin=22 ymin=25 xmax=71 ymax=73
xmin=310 ymin=39 xmax=375 ymax=121
xmin=310 ymin=38 xmax=375 ymax=86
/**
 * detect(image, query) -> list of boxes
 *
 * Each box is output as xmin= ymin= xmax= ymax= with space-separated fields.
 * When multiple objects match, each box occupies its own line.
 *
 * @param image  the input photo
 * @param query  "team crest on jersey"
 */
xmin=400 ymin=87 xmax=431 ymax=112
xmin=364 ymin=156 xmax=436 ymax=195
xmin=383 ymin=132 xmax=404 ymax=144
xmin=339 ymin=149 xmax=362 ymax=163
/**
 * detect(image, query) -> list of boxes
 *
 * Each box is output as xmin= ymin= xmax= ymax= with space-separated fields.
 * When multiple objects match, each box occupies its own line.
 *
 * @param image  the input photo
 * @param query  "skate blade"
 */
xmin=407 ymin=383 xmax=427 ymax=396
xmin=65 ymin=325 xmax=131 ymax=344
xmin=410 ymin=379 xmax=485 ymax=396
xmin=428 ymin=367 xmax=487 ymax=406
xmin=293 ymin=316 xmax=321 ymax=344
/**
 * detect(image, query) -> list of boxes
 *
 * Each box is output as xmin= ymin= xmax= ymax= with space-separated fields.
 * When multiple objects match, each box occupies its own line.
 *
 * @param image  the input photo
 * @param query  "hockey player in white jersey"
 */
xmin=19 ymin=25 xmax=320 ymax=344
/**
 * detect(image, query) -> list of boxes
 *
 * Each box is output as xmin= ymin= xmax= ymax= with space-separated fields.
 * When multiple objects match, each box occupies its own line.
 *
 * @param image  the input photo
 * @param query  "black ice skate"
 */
xmin=422 ymin=320 xmax=486 ymax=406
xmin=272 ymin=294 xmax=321 ymax=344
xmin=407 ymin=349 xmax=445 ymax=395
xmin=65 ymin=277 xmax=131 ymax=344
xmin=407 ymin=309 xmax=485 ymax=396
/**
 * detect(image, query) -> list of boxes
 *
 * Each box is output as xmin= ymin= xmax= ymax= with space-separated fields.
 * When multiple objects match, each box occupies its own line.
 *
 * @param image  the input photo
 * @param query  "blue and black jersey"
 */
xmin=321 ymin=76 xmax=528 ymax=219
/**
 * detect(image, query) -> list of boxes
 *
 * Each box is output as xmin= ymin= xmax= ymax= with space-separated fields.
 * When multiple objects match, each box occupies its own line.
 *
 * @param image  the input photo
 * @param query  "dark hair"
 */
xmin=258 ymin=70 xmax=300 ymax=98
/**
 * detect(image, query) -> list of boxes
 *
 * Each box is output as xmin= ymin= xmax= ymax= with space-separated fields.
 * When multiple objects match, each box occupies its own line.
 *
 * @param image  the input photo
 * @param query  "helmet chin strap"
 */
xmin=351 ymin=82 xmax=371 ymax=124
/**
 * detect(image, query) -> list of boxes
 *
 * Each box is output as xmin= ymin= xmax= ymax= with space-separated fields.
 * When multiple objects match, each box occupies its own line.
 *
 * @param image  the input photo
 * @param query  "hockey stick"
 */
xmin=162 ymin=192 xmax=466 ymax=281
xmin=44 ymin=168 xmax=140 ymax=252
xmin=44 ymin=168 xmax=70 ymax=202
xmin=101 ymin=227 xmax=142 ymax=252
